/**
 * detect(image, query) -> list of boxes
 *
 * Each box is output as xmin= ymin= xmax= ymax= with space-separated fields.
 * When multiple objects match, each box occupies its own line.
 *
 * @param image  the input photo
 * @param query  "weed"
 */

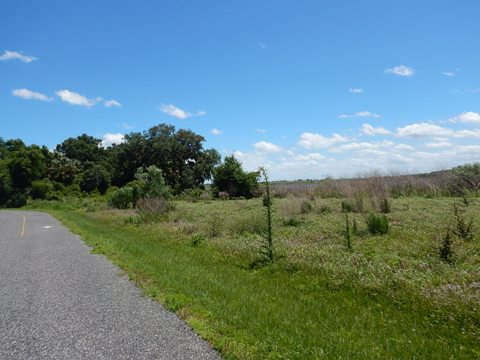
xmin=379 ymin=197 xmax=391 ymax=213
xmin=318 ymin=205 xmax=331 ymax=214
xmin=206 ymin=214 xmax=222 ymax=238
xmin=283 ymin=217 xmax=302 ymax=227
xmin=191 ymin=234 xmax=205 ymax=247
xmin=260 ymin=167 xmax=274 ymax=263
xmin=439 ymin=230 xmax=454 ymax=263
xmin=352 ymin=218 xmax=358 ymax=236
xmin=343 ymin=210 xmax=352 ymax=250
xmin=452 ymin=202 xmax=474 ymax=241
xmin=365 ymin=213 xmax=389 ymax=235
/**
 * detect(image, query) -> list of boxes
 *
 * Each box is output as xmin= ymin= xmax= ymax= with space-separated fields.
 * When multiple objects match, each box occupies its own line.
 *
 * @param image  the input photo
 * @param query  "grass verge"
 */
xmin=40 ymin=205 xmax=480 ymax=360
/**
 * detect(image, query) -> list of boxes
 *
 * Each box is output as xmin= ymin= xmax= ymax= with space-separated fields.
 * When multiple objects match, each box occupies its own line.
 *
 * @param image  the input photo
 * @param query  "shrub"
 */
xmin=108 ymin=187 xmax=133 ymax=209
xmin=6 ymin=192 xmax=27 ymax=208
xmin=300 ymin=200 xmax=314 ymax=214
xmin=137 ymin=197 xmax=174 ymax=223
xmin=343 ymin=210 xmax=352 ymax=250
xmin=212 ymin=156 xmax=260 ymax=199
xmin=365 ymin=213 xmax=389 ymax=235
xmin=135 ymin=166 xmax=171 ymax=199
xmin=439 ymin=230 xmax=454 ymax=263
xmin=259 ymin=167 xmax=274 ymax=262
xmin=30 ymin=179 xmax=54 ymax=200
xmin=341 ymin=197 xmax=364 ymax=213
xmin=379 ymin=197 xmax=391 ymax=213
xmin=452 ymin=202 xmax=474 ymax=241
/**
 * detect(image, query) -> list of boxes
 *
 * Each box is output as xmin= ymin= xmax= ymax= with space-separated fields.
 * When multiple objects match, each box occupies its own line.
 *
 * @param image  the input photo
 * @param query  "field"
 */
xmin=30 ymin=194 xmax=480 ymax=359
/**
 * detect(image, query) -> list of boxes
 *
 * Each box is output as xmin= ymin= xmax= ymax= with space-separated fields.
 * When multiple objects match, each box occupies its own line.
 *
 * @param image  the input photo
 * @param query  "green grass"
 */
xmin=33 ymin=195 xmax=480 ymax=359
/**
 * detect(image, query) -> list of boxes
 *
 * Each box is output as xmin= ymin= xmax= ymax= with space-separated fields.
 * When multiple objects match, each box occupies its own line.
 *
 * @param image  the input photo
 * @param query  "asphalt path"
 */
xmin=0 ymin=211 xmax=220 ymax=359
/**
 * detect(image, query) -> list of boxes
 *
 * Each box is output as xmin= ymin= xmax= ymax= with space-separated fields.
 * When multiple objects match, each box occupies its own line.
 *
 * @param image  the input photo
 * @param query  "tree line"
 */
xmin=0 ymin=123 xmax=260 ymax=207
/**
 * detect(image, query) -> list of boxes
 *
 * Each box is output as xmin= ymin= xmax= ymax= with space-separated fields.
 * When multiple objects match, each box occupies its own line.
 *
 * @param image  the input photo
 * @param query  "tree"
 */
xmin=48 ymin=153 xmax=80 ymax=185
xmin=135 ymin=165 xmax=171 ymax=199
xmin=79 ymin=162 xmax=111 ymax=194
xmin=449 ymin=163 xmax=480 ymax=194
xmin=56 ymin=134 xmax=104 ymax=164
xmin=110 ymin=124 xmax=220 ymax=192
xmin=212 ymin=156 xmax=259 ymax=198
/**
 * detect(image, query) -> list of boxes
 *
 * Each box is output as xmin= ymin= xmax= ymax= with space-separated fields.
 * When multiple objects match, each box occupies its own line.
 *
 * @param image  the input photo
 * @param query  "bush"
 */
xmin=135 ymin=166 xmax=171 ymax=199
xmin=30 ymin=179 xmax=54 ymax=199
xmin=452 ymin=202 xmax=474 ymax=241
xmin=365 ymin=213 xmax=389 ymax=235
xmin=137 ymin=197 xmax=174 ymax=223
xmin=212 ymin=156 xmax=260 ymax=199
xmin=108 ymin=187 xmax=134 ymax=209
xmin=439 ymin=230 xmax=454 ymax=263
xmin=7 ymin=192 xmax=27 ymax=208
xmin=379 ymin=197 xmax=391 ymax=213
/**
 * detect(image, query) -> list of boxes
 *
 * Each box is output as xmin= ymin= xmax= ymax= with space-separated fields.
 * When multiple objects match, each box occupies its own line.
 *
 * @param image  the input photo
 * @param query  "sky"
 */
xmin=1 ymin=0 xmax=480 ymax=180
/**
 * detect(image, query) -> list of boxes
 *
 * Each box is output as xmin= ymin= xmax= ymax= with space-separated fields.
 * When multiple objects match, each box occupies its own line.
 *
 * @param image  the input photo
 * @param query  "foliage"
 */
xmin=135 ymin=165 xmax=171 ymax=199
xmin=108 ymin=187 xmax=134 ymax=209
xmin=439 ymin=230 xmax=454 ymax=263
xmin=343 ymin=210 xmax=352 ymax=250
xmin=449 ymin=163 xmax=480 ymax=195
xmin=30 ymin=179 xmax=54 ymax=200
xmin=212 ymin=155 xmax=259 ymax=198
xmin=136 ymin=197 xmax=174 ymax=223
xmin=79 ymin=163 xmax=111 ymax=194
xmin=451 ymin=202 xmax=474 ymax=241
xmin=365 ymin=213 xmax=389 ymax=235
xmin=259 ymin=167 xmax=274 ymax=263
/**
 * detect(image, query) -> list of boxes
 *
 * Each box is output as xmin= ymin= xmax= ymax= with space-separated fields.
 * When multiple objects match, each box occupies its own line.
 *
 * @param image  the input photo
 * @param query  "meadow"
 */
xmin=29 ymin=189 xmax=480 ymax=359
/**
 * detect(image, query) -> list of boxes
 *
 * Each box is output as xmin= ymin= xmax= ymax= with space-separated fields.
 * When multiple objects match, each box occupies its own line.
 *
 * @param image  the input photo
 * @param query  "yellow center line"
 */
xmin=21 ymin=215 xmax=26 ymax=238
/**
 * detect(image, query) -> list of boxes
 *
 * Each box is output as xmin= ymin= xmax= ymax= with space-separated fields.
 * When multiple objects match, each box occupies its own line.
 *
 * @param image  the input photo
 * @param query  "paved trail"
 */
xmin=0 ymin=211 xmax=220 ymax=360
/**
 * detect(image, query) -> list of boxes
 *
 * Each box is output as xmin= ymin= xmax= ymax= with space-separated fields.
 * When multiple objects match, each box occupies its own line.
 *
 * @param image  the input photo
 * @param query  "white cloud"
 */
xmin=396 ymin=122 xmax=454 ymax=138
xmin=454 ymin=129 xmax=480 ymax=138
xmin=442 ymin=71 xmax=455 ymax=77
xmin=450 ymin=111 xmax=480 ymax=124
xmin=395 ymin=144 xmax=414 ymax=151
xmin=332 ymin=140 xmax=394 ymax=153
xmin=211 ymin=128 xmax=223 ymax=135
xmin=254 ymin=141 xmax=282 ymax=153
xmin=349 ymin=88 xmax=363 ymax=94
xmin=425 ymin=140 xmax=453 ymax=148
xmin=120 ymin=122 xmax=135 ymax=129
xmin=104 ymin=99 xmax=122 ymax=108
xmin=0 ymin=50 xmax=37 ymax=63
xmin=361 ymin=123 xmax=391 ymax=135
xmin=101 ymin=133 xmax=125 ymax=148
xmin=299 ymin=132 xmax=348 ymax=149
xmin=339 ymin=111 xmax=380 ymax=119
xmin=255 ymin=128 xmax=267 ymax=133
xmin=160 ymin=103 xmax=206 ymax=119
xmin=11 ymin=88 xmax=52 ymax=101
xmin=385 ymin=65 xmax=415 ymax=77
xmin=56 ymin=89 xmax=96 ymax=107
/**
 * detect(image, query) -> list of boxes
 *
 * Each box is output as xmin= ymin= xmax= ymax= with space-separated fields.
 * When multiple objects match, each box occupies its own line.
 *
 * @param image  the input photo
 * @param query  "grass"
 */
xmin=30 ymin=195 xmax=480 ymax=359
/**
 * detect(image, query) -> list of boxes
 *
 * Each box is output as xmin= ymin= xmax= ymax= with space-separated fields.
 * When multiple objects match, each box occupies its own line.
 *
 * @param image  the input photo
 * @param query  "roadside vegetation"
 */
xmin=3 ymin=123 xmax=480 ymax=358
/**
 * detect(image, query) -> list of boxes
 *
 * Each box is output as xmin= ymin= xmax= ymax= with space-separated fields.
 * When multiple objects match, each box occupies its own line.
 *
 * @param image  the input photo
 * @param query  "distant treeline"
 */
xmin=0 ymin=123 xmax=221 ymax=207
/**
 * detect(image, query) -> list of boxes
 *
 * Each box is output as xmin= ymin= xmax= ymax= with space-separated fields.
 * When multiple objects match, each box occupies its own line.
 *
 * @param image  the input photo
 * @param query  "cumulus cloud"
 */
xmin=396 ymin=122 xmax=454 ymax=138
xmin=332 ymin=141 xmax=394 ymax=153
xmin=11 ymin=88 xmax=52 ymax=101
xmin=254 ymin=141 xmax=282 ymax=153
xmin=104 ymin=99 xmax=122 ymax=108
xmin=211 ymin=128 xmax=223 ymax=135
xmin=450 ymin=111 xmax=480 ymax=124
xmin=338 ymin=111 xmax=380 ymax=119
xmin=385 ymin=65 xmax=415 ymax=77
xmin=160 ymin=104 xmax=206 ymax=119
xmin=299 ymin=132 xmax=348 ymax=149
xmin=56 ymin=89 xmax=96 ymax=107
xmin=0 ymin=50 xmax=37 ymax=63
xmin=349 ymin=88 xmax=363 ymax=94
xmin=454 ymin=129 xmax=480 ymax=138
xmin=101 ymin=133 xmax=125 ymax=148
xmin=425 ymin=140 xmax=453 ymax=148
xmin=361 ymin=123 xmax=391 ymax=135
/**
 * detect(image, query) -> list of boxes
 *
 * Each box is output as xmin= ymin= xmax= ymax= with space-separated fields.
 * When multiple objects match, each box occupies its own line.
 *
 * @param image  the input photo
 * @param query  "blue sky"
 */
xmin=1 ymin=0 xmax=480 ymax=180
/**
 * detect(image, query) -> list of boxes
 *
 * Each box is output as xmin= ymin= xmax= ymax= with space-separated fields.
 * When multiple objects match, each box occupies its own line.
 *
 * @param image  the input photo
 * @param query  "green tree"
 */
xmin=212 ymin=156 xmax=259 ymax=198
xmin=79 ymin=162 xmax=111 ymax=194
xmin=56 ymin=134 xmax=104 ymax=164
xmin=135 ymin=165 xmax=171 ymax=199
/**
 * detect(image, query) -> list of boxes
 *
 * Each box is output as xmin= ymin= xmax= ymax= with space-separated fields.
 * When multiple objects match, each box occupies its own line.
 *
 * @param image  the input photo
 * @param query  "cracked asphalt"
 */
xmin=0 ymin=211 xmax=220 ymax=359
